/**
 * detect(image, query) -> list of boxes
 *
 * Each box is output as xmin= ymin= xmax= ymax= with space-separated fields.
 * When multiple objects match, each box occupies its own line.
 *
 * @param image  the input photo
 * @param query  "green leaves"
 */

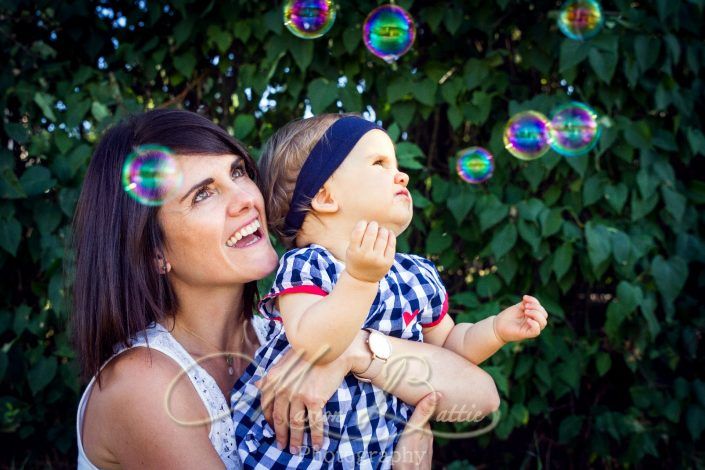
xmin=173 ymin=52 xmax=197 ymax=78
xmin=651 ymin=256 xmax=688 ymax=303
xmin=27 ymin=356 xmax=57 ymax=395
xmin=206 ymin=25 xmax=232 ymax=53
xmin=395 ymin=142 xmax=425 ymax=170
xmin=289 ymin=39 xmax=313 ymax=72
xmin=584 ymin=222 xmax=611 ymax=270
xmin=634 ymin=35 xmax=661 ymax=72
xmin=307 ymin=78 xmax=337 ymax=114
xmin=553 ymin=243 xmax=573 ymax=280
xmin=559 ymin=40 xmax=590 ymax=71
xmin=234 ymin=114 xmax=256 ymax=139
xmin=0 ymin=217 xmax=21 ymax=255
xmin=19 ymin=166 xmax=55 ymax=196
xmin=589 ymin=48 xmax=618 ymax=83
xmin=34 ymin=92 xmax=56 ymax=121
xmin=91 ymin=101 xmax=110 ymax=122
xmin=491 ymin=223 xmax=517 ymax=259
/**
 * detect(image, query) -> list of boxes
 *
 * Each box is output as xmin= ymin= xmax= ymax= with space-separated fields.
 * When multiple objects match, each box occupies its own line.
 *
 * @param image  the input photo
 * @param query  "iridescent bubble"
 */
xmin=122 ymin=145 xmax=183 ymax=206
xmin=557 ymin=0 xmax=604 ymax=41
xmin=550 ymin=102 xmax=601 ymax=157
xmin=283 ymin=0 xmax=336 ymax=39
xmin=363 ymin=4 xmax=416 ymax=62
xmin=456 ymin=147 xmax=494 ymax=184
xmin=503 ymin=111 xmax=552 ymax=161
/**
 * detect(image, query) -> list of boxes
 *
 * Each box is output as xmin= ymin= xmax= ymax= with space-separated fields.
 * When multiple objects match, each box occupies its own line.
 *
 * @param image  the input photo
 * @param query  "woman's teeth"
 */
xmin=226 ymin=219 xmax=261 ymax=247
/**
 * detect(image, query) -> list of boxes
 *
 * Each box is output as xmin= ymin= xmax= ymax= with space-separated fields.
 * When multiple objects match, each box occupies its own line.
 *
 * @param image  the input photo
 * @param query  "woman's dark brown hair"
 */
xmin=71 ymin=108 xmax=259 ymax=382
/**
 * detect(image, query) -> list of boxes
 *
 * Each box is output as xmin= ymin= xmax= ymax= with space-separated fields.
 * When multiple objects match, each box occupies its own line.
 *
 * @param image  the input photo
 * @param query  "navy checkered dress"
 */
xmin=231 ymin=244 xmax=448 ymax=469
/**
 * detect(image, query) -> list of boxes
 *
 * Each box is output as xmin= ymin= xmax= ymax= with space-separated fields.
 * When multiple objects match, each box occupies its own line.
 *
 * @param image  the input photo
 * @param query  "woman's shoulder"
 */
xmin=81 ymin=346 xmax=213 ymax=466
xmin=93 ymin=345 xmax=208 ymax=418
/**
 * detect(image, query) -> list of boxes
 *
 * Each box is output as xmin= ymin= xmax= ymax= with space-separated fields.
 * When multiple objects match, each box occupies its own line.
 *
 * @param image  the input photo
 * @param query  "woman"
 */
xmin=72 ymin=109 xmax=499 ymax=468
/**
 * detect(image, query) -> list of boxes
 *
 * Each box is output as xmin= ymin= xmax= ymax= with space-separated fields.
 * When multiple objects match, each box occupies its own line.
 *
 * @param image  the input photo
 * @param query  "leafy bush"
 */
xmin=1 ymin=0 xmax=703 ymax=466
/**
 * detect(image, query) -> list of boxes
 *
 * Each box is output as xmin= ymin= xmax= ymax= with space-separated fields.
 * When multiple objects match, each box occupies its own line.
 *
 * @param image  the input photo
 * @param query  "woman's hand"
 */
xmin=393 ymin=392 xmax=440 ymax=469
xmin=254 ymin=346 xmax=352 ymax=454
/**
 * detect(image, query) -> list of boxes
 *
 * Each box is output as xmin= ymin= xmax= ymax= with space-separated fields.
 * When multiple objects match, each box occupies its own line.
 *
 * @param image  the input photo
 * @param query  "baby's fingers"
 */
xmin=361 ymin=221 xmax=379 ymax=252
xmin=350 ymin=220 xmax=368 ymax=248
xmin=373 ymin=227 xmax=389 ymax=255
xmin=526 ymin=309 xmax=547 ymax=330
xmin=384 ymin=231 xmax=396 ymax=260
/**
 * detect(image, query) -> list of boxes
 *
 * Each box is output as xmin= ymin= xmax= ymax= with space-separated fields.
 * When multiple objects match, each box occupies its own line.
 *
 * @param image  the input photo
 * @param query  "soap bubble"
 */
xmin=503 ymin=111 xmax=552 ymax=160
xmin=456 ymin=147 xmax=494 ymax=184
xmin=557 ymin=0 xmax=604 ymax=41
xmin=363 ymin=4 xmax=415 ymax=62
xmin=122 ymin=145 xmax=183 ymax=206
xmin=283 ymin=0 xmax=336 ymax=39
xmin=550 ymin=102 xmax=601 ymax=157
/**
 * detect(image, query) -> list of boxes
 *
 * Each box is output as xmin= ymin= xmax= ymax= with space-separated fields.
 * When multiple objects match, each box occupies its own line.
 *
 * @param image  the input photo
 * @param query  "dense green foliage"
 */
xmin=2 ymin=0 xmax=704 ymax=466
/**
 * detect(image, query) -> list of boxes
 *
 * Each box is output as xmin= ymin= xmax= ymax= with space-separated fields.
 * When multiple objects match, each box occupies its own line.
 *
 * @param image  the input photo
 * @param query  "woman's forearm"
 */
xmin=347 ymin=331 xmax=500 ymax=420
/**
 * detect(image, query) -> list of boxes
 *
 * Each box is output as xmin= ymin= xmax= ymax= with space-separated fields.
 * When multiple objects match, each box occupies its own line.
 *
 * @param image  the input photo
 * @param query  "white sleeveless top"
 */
xmin=76 ymin=317 xmax=269 ymax=470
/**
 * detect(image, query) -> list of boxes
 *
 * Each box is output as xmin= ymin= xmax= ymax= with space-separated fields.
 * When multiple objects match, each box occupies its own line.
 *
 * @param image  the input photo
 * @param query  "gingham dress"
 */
xmin=231 ymin=244 xmax=448 ymax=469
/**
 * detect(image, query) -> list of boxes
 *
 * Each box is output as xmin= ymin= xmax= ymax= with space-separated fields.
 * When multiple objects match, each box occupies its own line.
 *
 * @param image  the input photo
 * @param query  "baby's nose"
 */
xmin=395 ymin=171 xmax=409 ymax=186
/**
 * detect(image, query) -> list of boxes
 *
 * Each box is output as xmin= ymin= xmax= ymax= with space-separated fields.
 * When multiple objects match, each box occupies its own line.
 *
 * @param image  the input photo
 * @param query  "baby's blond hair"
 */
xmin=259 ymin=113 xmax=357 ymax=248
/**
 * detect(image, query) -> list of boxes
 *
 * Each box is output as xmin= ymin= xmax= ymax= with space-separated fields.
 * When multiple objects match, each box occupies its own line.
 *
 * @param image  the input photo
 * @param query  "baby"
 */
xmin=231 ymin=114 xmax=548 ymax=469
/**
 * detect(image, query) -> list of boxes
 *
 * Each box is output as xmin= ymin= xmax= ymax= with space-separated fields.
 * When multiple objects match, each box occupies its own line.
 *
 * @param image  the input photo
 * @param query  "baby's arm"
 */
xmin=279 ymin=221 xmax=396 ymax=364
xmin=424 ymin=295 xmax=549 ymax=365
xmin=424 ymin=315 xmax=505 ymax=365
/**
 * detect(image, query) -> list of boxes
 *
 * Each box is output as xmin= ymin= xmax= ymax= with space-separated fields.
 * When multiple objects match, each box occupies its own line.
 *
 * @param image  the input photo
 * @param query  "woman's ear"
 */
xmin=155 ymin=252 xmax=172 ymax=274
xmin=310 ymin=184 xmax=339 ymax=214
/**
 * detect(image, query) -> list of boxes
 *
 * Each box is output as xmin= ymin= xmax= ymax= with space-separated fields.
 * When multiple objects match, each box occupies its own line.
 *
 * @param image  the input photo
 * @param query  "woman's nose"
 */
xmin=226 ymin=185 xmax=255 ymax=217
xmin=395 ymin=171 xmax=409 ymax=186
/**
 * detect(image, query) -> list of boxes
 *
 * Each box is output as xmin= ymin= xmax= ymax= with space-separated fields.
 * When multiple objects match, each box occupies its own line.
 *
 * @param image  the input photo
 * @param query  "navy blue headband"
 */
xmin=284 ymin=116 xmax=383 ymax=237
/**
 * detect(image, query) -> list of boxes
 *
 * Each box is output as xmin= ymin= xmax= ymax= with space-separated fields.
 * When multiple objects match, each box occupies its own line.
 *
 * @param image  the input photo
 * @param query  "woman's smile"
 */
xmin=225 ymin=217 xmax=265 ymax=248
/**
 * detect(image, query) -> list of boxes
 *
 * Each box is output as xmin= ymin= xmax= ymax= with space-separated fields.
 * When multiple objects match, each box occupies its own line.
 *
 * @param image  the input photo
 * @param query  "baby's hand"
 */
xmin=345 ymin=220 xmax=396 ymax=283
xmin=494 ymin=295 xmax=549 ymax=343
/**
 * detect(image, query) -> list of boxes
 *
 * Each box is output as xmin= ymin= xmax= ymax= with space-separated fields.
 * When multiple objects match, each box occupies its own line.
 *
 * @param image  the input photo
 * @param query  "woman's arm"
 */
xmin=256 ymin=330 xmax=500 ymax=453
xmin=86 ymin=348 xmax=225 ymax=469
xmin=349 ymin=330 xmax=501 ymax=419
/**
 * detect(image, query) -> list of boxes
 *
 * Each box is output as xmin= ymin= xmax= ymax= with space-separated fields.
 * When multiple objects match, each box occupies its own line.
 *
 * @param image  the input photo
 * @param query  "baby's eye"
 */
xmin=374 ymin=159 xmax=384 ymax=166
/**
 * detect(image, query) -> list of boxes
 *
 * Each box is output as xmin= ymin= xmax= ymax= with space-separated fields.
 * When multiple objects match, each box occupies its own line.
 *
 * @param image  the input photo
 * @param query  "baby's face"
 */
xmin=327 ymin=130 xmax=413 ymax=235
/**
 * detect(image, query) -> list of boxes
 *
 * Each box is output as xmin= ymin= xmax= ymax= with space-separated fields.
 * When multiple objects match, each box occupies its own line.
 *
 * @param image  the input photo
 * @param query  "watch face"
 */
xmin=369 ymin=331 xmax=392 ymax=359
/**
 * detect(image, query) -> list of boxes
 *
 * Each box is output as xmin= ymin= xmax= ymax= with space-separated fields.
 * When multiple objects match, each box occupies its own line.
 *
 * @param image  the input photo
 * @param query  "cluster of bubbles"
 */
xmin=502 ymin=102 xmax=600 ymax=161
xmin=456 ymin=147 xmax=495 ymax=184
xmin=283 ymin=0 xmax=336 ymax=39
xmin=282 ymin=1 xmax=416 ymax=62
xmin=457 ymin=103 xmax=600 ymax=183
xmin=122 ymin=145 xmax=183 ymax=206
xmin=557 ymin=0 xmax=604 ymax=40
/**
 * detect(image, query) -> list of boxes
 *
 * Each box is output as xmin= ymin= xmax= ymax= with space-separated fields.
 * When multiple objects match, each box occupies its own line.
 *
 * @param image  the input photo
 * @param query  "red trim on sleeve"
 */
xmin=276 ymin=285 xmax=330 ymax=297
xmin=421 ymin=295 xmax=449 ymax=328
xmin=258 ymin=285 xmax=329 ymax=322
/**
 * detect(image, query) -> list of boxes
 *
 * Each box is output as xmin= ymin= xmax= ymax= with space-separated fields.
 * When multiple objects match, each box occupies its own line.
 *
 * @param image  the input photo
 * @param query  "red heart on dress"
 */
xmin=402 ymin=309 xmax=420 ymax=326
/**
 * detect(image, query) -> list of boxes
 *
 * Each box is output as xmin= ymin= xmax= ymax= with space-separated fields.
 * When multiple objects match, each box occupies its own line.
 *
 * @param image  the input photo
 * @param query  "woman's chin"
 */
xmin=222 ymin=239 xmax=279 ymax=280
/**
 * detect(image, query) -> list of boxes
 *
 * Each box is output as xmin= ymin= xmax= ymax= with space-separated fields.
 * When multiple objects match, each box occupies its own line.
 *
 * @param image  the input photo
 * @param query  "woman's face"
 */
xmin=157 ymin=153 xmax=279 ymax=288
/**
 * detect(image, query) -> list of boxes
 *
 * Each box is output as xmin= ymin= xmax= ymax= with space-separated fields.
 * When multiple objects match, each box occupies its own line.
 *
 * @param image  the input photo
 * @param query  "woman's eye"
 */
xmin=232 ymin=165 xmax=246 ymax=178
xmin=193 ymin=188 xmax=210 ymax=204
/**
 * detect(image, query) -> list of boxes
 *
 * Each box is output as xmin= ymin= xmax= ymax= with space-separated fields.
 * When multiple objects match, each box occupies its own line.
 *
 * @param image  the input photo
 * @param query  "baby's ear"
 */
xmin=310 ymin=184 xmax=339 ymax=214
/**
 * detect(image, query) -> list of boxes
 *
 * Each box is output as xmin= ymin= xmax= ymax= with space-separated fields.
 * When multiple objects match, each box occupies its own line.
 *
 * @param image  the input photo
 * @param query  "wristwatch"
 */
xmin=352 ymin=329 xmax=392 ymax=383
